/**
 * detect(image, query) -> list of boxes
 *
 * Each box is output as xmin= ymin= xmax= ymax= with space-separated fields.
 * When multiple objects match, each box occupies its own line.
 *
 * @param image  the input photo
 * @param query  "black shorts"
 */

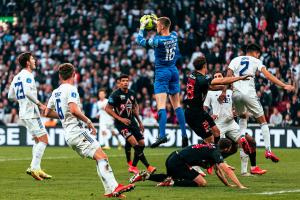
xmin=165 ymin=151 xmax=199 ymax=181
xmin=116 ymin=123 xmax=144 ymax=141
xmin=185 ymin=109 xmax=216 ymax=139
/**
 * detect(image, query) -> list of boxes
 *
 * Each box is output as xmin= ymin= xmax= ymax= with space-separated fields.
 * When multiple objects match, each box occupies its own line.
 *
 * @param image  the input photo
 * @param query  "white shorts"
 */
xmin=217 ymin=120 xmax=241 ymax=142
xmin=67 ymin=130 xmax=100 ymax=159
xmin=232 ymin=91 xmax=264 ymax=118
xmin=21 ymin=118 xmax=47 ymax=138
xmin=100 ymin=123 xmax=117 ymax=134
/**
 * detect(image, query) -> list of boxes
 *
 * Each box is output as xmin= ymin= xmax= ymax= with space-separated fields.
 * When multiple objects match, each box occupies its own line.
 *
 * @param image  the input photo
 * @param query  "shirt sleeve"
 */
xmin=7 ymin=82 xmax=16 ymax=100
xmin=136 ymin=30 xmax=159 ymax=48
xmin=67 ymin=87 xmax=79 ymax=104
xmin=228 ymin=57 xmax=238 ymax=72
xmin=255 ymin=58 xmax=266 ymax=71
xmin=203 ymin=92 xmax=211 ymax=108
xmin=47 ymin=93 xmax=55 ymax=109
xmin=107 ymin=92 xmax=117 ymax=107
xmin=211 ymin=148 xmax=224 ymax=164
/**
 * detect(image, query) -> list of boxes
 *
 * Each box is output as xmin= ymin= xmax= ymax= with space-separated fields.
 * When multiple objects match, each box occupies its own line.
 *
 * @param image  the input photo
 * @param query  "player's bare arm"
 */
xmin=44 ymin=108 xmax=59 ymax=119
xmin=261 ymin=67 xmax=295 ymax=92
xmin=68 ymin=102 xmax=96 ymax=135
xmin=105 ymin=104 xmax=131 ymax=126
xmin=217 ymin=163 xmax=247 ymax=189
xmin=211 ymin=74 xmax=252 ymax=85
xmin=214 ymin=165 xmax=231 ymax=187
xmin=133 ymin=102 xmax=144 ymax=133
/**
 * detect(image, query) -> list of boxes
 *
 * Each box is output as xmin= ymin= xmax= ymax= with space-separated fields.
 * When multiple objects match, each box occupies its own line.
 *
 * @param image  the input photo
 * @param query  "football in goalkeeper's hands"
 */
xmin=141 ymin=14 xmax=157 ymax=30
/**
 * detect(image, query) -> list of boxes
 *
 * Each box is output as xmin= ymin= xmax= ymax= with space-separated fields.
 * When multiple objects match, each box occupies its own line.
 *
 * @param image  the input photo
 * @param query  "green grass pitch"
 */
xmin=0 ymin=147 xmax=299 ymax=200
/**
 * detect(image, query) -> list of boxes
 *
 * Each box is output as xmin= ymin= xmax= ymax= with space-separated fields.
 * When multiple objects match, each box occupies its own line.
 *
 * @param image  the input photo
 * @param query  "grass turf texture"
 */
xmin=0 ymin=147 xmax=299 ymax=200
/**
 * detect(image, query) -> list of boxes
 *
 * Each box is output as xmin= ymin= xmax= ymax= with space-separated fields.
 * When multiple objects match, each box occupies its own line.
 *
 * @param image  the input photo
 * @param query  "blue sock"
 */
xmin=158 ymin=109 xmax=167 ymax=138
xmin=175 ymin=107 xmax=187 ymax=137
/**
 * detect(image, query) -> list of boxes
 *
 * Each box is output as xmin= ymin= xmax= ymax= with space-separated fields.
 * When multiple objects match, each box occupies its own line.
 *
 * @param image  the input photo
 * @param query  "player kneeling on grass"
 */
xmin=44 ymin=63 xmax=134 ymax=198
xmin=130 ymin=138 xmax=247 ymax=189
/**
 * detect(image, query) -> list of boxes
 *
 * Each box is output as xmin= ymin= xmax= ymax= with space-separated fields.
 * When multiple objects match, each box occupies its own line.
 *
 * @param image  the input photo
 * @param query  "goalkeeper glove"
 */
xmin=140 ymin=15 xmax=150 ymax=30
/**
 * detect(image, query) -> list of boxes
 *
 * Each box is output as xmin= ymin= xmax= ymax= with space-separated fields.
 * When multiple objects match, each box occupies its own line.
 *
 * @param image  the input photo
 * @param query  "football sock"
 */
xmin=132 ymin=145 xmax=141 ymax=167
xmin=158 ymin=109 xmax=167 ymax=138
xmin=239 ymin=118 xmax=247 ymax=137
xmin=138 ymin=146 xmax=150 ymax=168
xmin=30 ymin=142 xmax=37 ymax=169
xmin=31 ymin=142 xmax=46 ymax=170
xmin=249 ymin=151 xmax=257 ymax=167
xmin=175 ymin=107 xmax=187 ymax=137
xmin=125 ymin=141 xmax=132 ymax=163
xmin=148 ymin=174 xmax=168 ymax=182
xmin=173 ymin=179 xmax=198 ymax=187
xmin=240 ymin=149 xmax=249 ymax=174
xmin=96 ymin=159 xmax=118 ymax=195
xmin=261 ymin=123 xmax=271 ymax=151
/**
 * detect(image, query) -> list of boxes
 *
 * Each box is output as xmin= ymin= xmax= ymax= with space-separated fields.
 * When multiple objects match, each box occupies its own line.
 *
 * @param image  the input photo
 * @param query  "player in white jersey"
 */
xmin=7 ymin=52 xmax=52 ymax=181
xmin=96 ymin=89 xmax=122 ymax=149
xmin=44 ymin=63 xmax=134 ymax=198
xmin=204 ymin=72 xmax=267 ymax=175
xmin=223 ymin=43 xmax=295 ymax=162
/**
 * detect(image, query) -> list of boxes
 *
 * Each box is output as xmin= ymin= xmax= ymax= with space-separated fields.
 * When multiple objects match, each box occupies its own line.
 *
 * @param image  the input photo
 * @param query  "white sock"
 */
xmin=261 ymin=124 xmax=271 ymax=151
xmin=239 ymin=118 xmax=247 ymax=137
xmin=30 ymin=142 xmax=37 ymax=169
xmin=96 ymin=159 xmax=118 ymax=195
xmin=240 ymin=149 xmax=249 ymax=174
xmin=31 ymin=142 xmax=47 ymax=170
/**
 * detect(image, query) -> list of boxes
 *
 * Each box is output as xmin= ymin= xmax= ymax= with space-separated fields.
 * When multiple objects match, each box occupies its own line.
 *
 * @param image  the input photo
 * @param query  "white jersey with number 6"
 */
xmin=47 ymin=83 xmax=84 ymax=141
xmin=8 ymin=69 xmax=40 ymax=119
xmin=228 ymin=56 xmax=265 ymax=95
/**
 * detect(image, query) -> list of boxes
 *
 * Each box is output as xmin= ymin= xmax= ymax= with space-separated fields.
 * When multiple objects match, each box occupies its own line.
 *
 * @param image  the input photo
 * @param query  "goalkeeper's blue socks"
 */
xmin=158 ymin=109 xmax=167 ymax=138
xmin=175 ymin=107 xmax=187 ymax=137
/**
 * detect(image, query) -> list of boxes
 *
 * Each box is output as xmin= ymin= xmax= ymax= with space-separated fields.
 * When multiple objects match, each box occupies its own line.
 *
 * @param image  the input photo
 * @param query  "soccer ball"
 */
xmin=141 ymin=14 xmax=157 ymax=30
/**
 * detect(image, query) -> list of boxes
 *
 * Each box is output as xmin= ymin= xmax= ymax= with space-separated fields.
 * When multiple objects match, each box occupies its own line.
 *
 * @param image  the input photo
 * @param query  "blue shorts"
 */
xmin=154 ymin=67 xmax=180 ymax=95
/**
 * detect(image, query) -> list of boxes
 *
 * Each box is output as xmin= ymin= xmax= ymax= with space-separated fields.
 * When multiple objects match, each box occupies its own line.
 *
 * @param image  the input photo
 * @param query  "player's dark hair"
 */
xmin=218 ymin=138 xmax=232 ymax=151
xmin=18 ymin=52 xmax=32 ymax=68
xmin=119 ymin=74 xmax=129 ymax=80
xmin=99 ymin=88 xmax=106 ymax=94
xmin=193 ymin=56 xmax=207 ymax=70
xmin=58 ymin=63 xmax=75 ymax=80
xmin=214 ymin=71 xmax=224 ymax=76
xmin=158 ymin=17 xmax=171 ymax=28
xmin=246 ymin=43 xmax=261 ymax=54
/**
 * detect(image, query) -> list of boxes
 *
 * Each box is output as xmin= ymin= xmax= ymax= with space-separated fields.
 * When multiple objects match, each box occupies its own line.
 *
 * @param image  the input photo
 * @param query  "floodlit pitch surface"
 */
xmin=0 ymin=147 xmax=299 ymax=200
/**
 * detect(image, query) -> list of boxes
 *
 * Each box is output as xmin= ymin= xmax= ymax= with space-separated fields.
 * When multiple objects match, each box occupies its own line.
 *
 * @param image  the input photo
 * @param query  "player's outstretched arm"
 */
xmin=261 ymin=67 xmax=295 ymax=92
xmin=217 ymin=163 xmax=247 ymax=189
xmin=133 ymin=102 xmax=144 ymax=133
xmin=211 ymin=75 xmax=252 ymax=85
xmin=69 ymin=102 xmax=96 ymax=135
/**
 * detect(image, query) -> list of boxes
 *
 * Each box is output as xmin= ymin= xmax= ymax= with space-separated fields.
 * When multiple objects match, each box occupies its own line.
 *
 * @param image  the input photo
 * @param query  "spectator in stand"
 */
xmin=282 ymin=114 xmax=293 ymax=127
xmin=3 ymin=108 xmax=19 ymax=124
xmin=293 ymin=111 xmax=300 ymax=126
xmin=269 ymin=108 xmax=283 ymax=127
xmin=0 ymin=0 xmax=299 ymax=126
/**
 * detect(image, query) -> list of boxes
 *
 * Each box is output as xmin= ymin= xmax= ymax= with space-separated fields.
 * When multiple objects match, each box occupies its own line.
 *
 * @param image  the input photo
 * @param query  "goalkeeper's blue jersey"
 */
xmin=136 ymin=30 xmax=180 ymax=69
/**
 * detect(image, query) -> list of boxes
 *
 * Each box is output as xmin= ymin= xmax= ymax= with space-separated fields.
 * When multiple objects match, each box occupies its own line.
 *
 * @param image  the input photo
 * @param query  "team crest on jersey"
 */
xmin=120 ymin=95 xmax=125 ymax=100
xmin=71 ymin=92 xmax=76 ymax=98
xmin=26 ymin=78 xmax=32 ymax=83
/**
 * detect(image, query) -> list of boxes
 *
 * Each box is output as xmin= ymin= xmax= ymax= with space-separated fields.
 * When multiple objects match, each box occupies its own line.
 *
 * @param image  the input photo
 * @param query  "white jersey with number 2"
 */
xmin=228 ymin=56 xmax=265 ymax=95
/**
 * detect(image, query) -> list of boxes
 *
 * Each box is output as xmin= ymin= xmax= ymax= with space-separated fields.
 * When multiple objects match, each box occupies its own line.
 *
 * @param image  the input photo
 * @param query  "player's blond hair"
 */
xmin=157 ymin=17 xmax=171 ymax=28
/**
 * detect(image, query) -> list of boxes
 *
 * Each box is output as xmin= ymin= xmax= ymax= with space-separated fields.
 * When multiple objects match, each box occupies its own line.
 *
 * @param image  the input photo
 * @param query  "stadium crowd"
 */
xmin=0 ymin=0 xmax=300 ymax=126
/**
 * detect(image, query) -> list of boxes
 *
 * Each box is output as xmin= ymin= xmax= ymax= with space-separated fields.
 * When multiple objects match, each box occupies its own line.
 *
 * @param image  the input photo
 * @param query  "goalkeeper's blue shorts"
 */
xmin=154 ymin=67 xmax=180 ymax=95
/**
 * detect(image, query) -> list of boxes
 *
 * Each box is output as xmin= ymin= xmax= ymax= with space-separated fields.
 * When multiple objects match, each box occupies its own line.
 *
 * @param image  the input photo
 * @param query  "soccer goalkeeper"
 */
xmin=136 ymin=15 xmax=188 ymax=148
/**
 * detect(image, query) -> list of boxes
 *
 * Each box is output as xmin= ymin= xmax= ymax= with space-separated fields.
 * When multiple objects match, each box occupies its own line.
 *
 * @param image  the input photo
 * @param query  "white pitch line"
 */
xmin=255 ymin=189 xmax=300 ymax=195
xmin=0 ymin=152 xmax=169 ymax=162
